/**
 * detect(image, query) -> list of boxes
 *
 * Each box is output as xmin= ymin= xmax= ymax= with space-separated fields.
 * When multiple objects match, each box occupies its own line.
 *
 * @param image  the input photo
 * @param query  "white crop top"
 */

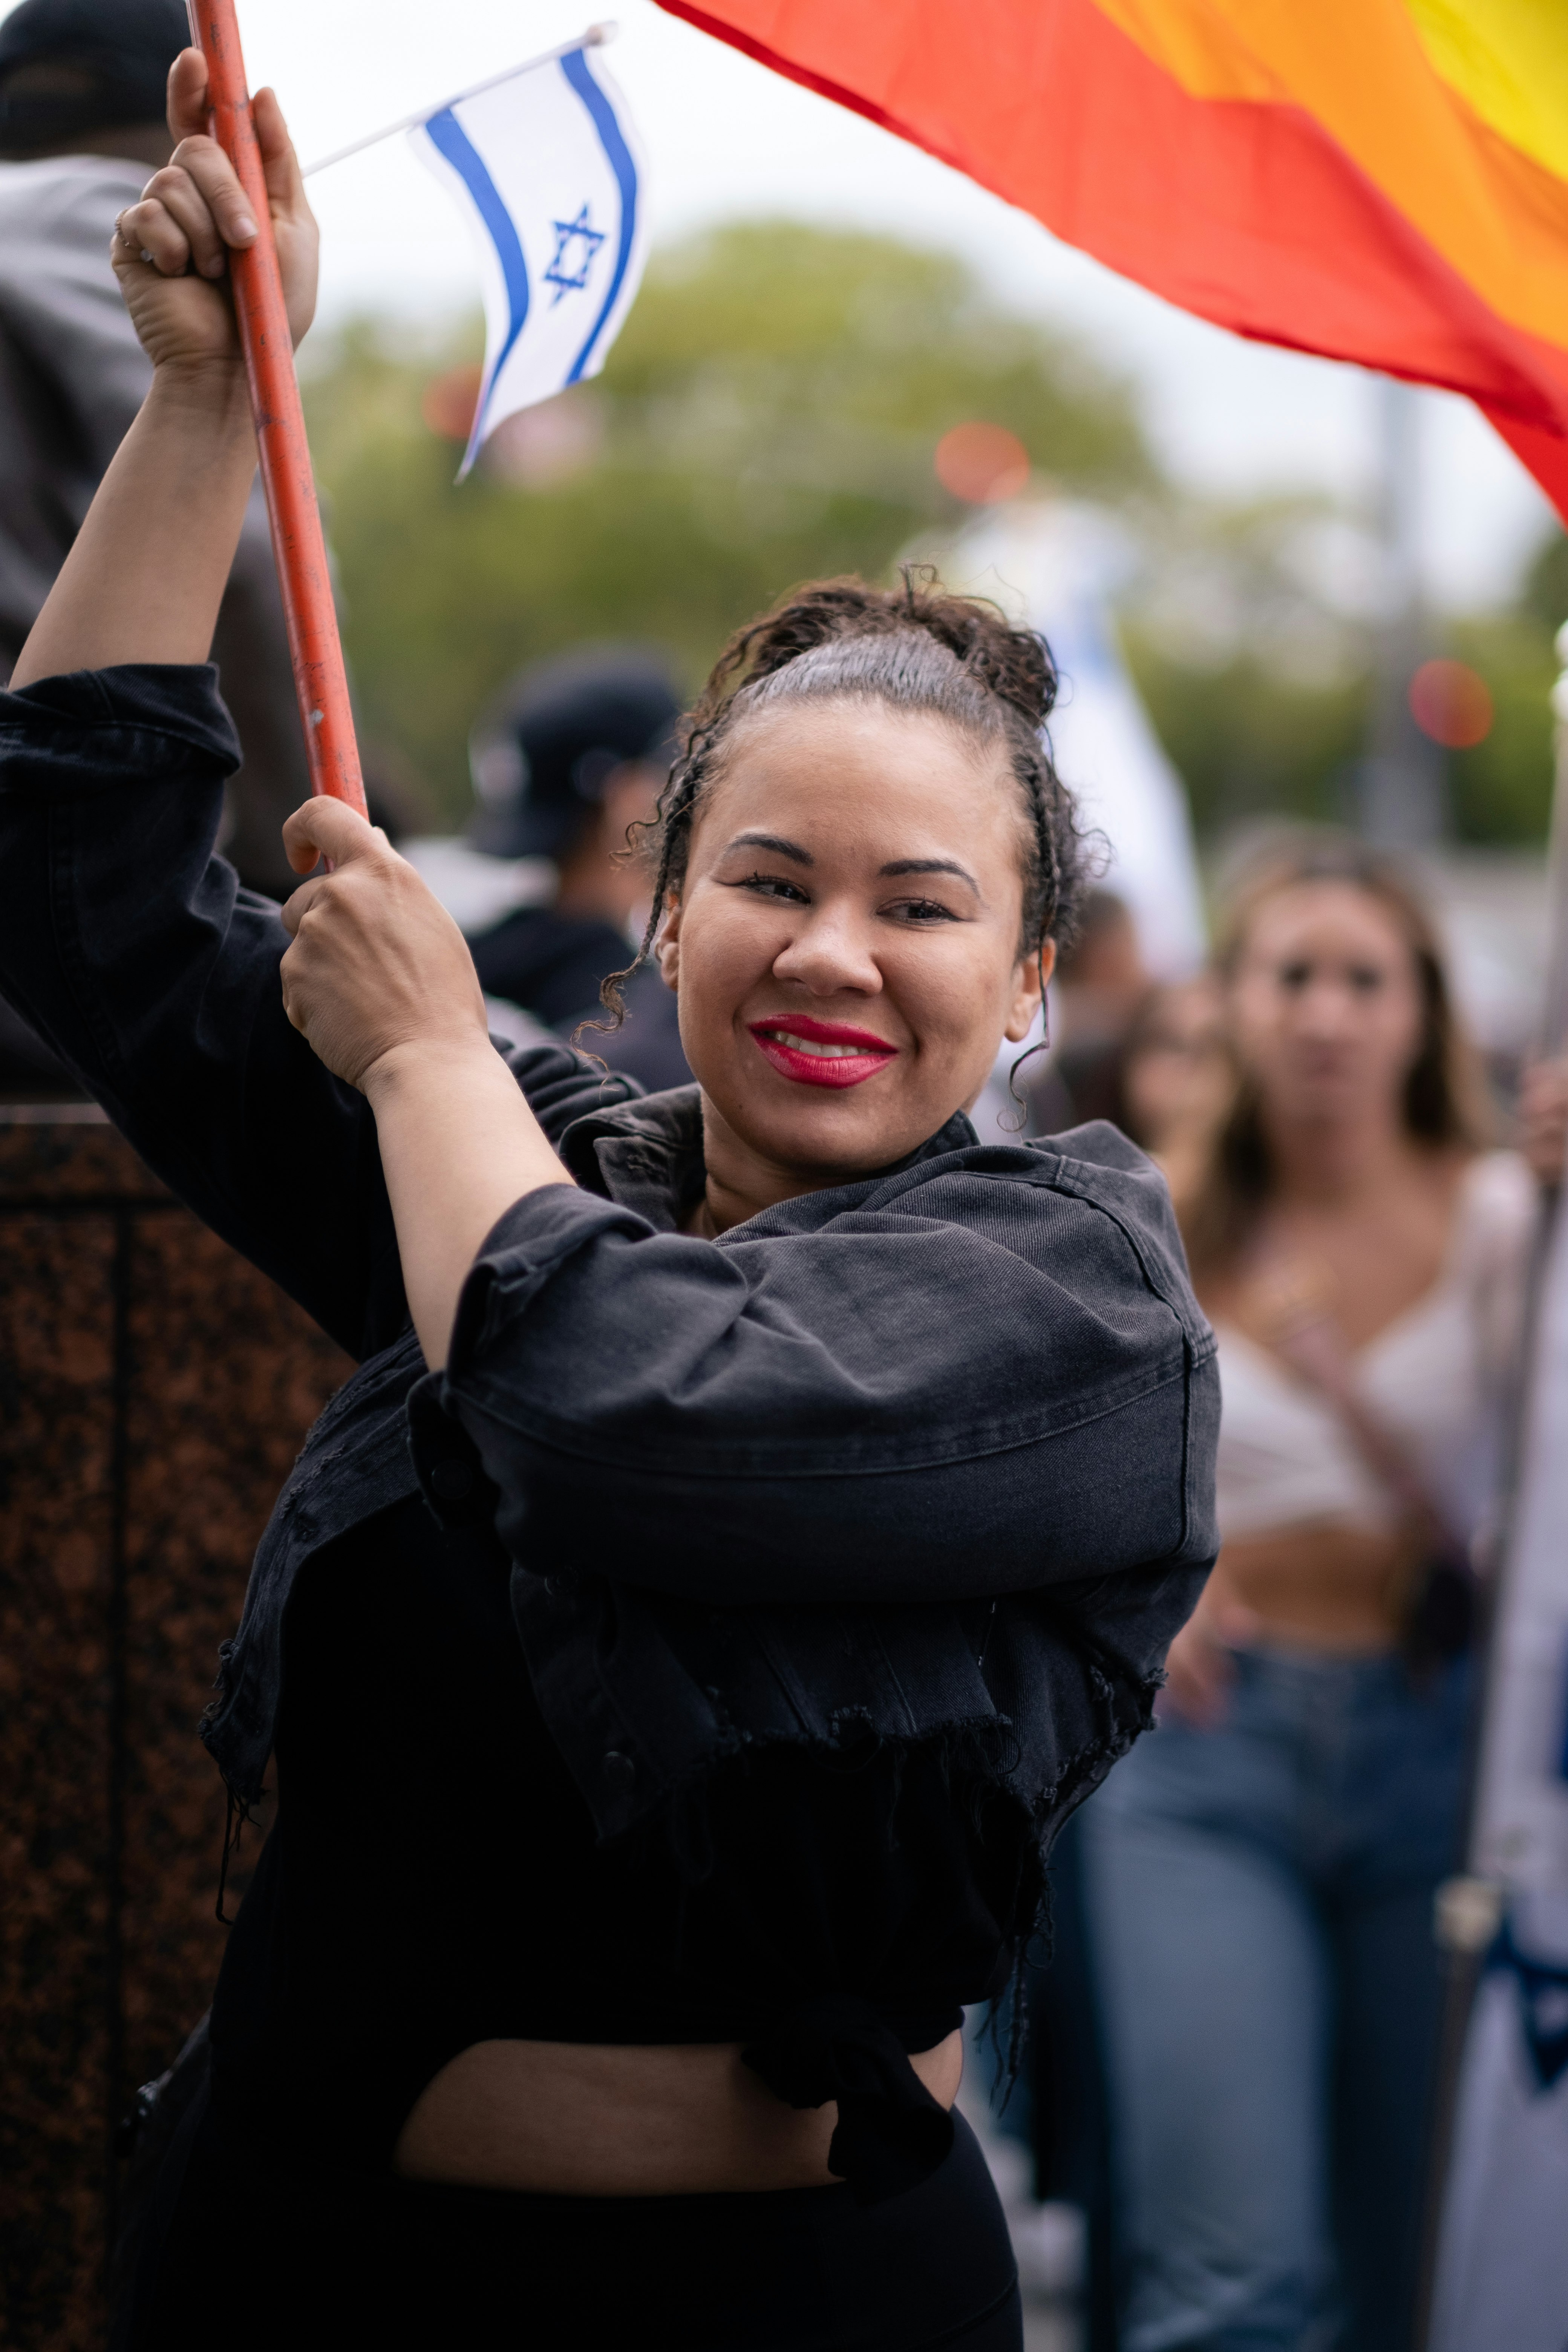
xmin=1214 ymin=1152 xmax=1537 ymax=1546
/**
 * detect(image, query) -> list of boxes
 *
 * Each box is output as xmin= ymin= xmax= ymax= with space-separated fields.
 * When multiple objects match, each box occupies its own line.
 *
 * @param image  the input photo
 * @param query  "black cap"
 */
xmin=468 ymin=646 xmax=681 ymax=861
xmin=0 ymin=0 xmax=189 ymax=156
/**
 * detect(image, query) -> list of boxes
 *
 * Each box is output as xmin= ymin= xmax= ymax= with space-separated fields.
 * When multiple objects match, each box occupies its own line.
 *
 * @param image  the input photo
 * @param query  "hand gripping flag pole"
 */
xmin=187 ymin=0 xmax=368 ymax=816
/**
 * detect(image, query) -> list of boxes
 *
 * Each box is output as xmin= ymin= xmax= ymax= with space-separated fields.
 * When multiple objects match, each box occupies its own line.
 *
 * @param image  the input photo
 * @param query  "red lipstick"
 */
xmin=746 ymin=1013 xmax=899 ymax=1090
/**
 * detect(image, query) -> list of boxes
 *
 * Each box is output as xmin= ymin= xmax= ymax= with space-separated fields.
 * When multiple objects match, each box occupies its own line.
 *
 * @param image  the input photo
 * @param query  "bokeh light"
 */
xmin=934 ymin=421 xmax=1031 ymax=504
xmin=421 ymin=363 xmax=483 ymax=442
xmin=1407 ymin=658 xmax=1494 ymax=749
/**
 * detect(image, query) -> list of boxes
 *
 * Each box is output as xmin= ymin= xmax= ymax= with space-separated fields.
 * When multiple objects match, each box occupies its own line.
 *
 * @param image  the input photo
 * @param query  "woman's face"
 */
xmin=658 ymin=698 xmax=1047 ymax=1184
xmin=1228 ymin=881 xmax=1427 ymax=1132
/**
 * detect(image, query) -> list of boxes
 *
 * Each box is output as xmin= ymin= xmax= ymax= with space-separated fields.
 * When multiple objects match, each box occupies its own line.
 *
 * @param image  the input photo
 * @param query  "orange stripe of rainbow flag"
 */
xmin=655 ymin=0 xmax=1568 ymax=521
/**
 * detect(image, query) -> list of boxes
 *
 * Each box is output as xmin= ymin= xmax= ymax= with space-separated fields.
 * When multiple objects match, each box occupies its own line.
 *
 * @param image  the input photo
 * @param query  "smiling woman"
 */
xmin=0 ymin=47 xmax=1217 ymax=2352
xmin=578 ymin=575 xmax=1089 ymax=1234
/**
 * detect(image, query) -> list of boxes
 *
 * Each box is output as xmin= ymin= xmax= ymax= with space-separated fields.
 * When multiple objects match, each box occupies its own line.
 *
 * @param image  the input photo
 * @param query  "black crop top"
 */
xmin=209 ymin=1494 xmax=1017 ymax=2195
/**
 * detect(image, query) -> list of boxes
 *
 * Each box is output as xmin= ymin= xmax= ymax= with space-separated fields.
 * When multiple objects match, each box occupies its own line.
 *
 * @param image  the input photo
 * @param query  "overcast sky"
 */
xmin=15 ymin=0 xmax=1559 ymax=609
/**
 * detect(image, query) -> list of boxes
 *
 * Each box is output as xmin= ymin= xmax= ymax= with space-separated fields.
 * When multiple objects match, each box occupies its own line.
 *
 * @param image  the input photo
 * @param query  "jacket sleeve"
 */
xmin=439 ymin=1141 xmax=1220 ymax=1606
xmin=0 ymin=664 xmax=632 ymax=1360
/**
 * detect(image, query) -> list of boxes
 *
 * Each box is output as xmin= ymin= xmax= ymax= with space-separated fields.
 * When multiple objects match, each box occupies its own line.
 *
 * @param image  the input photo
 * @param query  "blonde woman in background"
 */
xmin=1083 ymin=837 xmax=1568 ymax=2352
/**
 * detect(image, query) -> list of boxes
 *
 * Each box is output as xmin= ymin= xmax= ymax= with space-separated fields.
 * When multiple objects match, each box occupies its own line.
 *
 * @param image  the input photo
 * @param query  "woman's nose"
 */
xmin=772 ymin=906 xmax=881 ymax=996
xmin=1293 ymin=978 xmax=1360 ymax=1036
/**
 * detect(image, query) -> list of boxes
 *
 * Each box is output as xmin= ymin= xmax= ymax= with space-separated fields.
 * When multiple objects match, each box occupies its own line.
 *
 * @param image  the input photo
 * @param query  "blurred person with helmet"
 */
xmin=459 ymin=644 xmax=691 ymax=1093
xmin=1080 ymin=834 xmax=1568 ymax=2352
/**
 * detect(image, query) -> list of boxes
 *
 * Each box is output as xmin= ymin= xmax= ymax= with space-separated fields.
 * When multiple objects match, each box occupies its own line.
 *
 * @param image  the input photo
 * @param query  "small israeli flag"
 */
xmin=407 ymin=39 xmax=648 ymax=479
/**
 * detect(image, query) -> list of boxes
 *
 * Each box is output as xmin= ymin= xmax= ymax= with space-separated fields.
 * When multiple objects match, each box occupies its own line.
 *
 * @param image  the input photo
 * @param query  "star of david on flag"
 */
xmin=545 ymin=204 xmax=606 ymax=301
xmin=406 ymin=40 xmax=648 ymax=479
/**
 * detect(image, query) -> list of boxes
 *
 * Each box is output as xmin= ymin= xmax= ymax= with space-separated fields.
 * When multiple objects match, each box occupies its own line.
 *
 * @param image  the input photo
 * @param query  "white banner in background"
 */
xmin=945 ymin=500 xmax=1207 ymax=984
xmin=946 ymin=501 xmax=1207 ymax=1142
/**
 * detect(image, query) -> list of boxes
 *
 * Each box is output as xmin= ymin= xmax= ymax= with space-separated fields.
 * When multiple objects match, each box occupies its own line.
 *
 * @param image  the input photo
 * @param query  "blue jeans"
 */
xmin=1081 ymin=1646 xmax=1469 ymax=2352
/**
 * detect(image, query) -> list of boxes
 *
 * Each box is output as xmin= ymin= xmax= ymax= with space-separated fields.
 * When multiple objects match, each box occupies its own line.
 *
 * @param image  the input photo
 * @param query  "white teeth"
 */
xmin=770 ymin=1030 xmax=873 ymax=1058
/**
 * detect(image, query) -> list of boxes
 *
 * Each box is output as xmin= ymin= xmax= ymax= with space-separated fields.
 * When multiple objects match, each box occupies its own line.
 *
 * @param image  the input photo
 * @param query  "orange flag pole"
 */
xmin=187 ymin=0 xmax=367 ymax=816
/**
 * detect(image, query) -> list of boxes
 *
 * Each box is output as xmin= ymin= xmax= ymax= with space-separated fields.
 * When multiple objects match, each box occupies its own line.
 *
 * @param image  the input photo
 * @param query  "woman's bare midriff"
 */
xmin=1219 ymin=1520 xmax=1421 ymax=1651
xmin=392 ymin=2030 xmax=965 ymax=2196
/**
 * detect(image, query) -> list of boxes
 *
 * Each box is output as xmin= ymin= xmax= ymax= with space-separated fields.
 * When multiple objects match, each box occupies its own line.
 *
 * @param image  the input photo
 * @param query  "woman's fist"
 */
xmin=279 ymin=801 xmax=494 ymax=1093
xmin=112 ymin=48 xmax=317 ymax=376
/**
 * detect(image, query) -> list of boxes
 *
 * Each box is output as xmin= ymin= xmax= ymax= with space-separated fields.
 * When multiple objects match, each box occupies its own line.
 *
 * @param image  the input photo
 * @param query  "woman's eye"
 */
xmin=1347 ymin=965 xmax=1386 ymax=994
xmin=732 ymin=870 xmax=809 ymax=903
xmin=888 ymin=898 xmax=959 ymax=925
xmin=1279 ymin=961 xmax=1312 ymax=990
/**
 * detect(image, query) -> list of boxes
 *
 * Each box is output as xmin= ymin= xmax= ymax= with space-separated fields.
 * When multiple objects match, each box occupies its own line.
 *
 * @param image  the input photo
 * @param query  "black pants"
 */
xmin=122 ymin=2093 xmax=1021 ymax=2351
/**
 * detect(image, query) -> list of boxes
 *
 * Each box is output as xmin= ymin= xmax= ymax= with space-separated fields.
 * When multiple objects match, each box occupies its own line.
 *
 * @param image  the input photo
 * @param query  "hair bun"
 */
xmin=701 ymin=570 xmax=1058 ymax=733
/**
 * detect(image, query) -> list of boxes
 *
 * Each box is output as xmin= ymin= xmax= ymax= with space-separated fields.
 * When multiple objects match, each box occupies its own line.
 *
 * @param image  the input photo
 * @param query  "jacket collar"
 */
xmin=559 ymin=1083 xmax=980 ymax=1233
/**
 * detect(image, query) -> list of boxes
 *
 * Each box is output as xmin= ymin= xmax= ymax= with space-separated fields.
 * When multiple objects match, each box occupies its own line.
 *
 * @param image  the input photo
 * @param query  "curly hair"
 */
xmin=598 ymin=570 xmax=1093 ymax=1023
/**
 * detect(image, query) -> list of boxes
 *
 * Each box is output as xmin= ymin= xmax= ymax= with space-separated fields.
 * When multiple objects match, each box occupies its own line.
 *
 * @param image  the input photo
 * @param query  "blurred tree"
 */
xmin=1121 ymin=631 xmax=1370 ymax=835
xmin=1119 ymin=497 xmax=1561 ymax=849
xmin=302 ymin=217 xmax=1562 ymax=849
xmin=1441 ymin=614 xmax=1557 ymax=842
xmin=303 ymin=221 xmax=1153 ymax=821
xmin=1423 ymin=524 xmax=1561 ymax=844
xmin=1525 ymin=530 xmax=1568 ymax=632
xmin=1113 ymin=496 xmax=1374 ymax=836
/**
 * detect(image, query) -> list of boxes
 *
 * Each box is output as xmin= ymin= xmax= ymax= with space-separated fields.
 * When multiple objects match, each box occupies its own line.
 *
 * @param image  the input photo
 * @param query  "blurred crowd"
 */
xmin=977 ymin=853 xmax=1568 ymax=2352
xmin=2 ymin=7 xmax=1565 ymax=2349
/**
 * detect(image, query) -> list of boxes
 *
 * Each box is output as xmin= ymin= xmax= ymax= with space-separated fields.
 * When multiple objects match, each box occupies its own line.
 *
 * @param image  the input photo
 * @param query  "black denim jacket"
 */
xmin=0 ymin=666 xmax=1219 ymax=1890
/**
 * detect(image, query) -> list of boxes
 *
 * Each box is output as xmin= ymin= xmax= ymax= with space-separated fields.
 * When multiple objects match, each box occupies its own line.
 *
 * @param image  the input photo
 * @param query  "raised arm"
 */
xmin=0 ymin=50 xmax=584 ymax=1366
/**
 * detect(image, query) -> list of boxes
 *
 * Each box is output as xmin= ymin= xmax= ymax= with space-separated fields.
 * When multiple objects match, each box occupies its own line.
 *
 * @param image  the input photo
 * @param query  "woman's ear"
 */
xmin=1003 ymin=939 xmax=1055 ymax=1044
xmin=654 ymin=893 xmax=682 ymax=994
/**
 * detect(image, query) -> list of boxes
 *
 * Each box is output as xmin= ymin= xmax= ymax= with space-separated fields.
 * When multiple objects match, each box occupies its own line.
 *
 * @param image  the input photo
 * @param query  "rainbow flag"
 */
xmin=655 ymin=0 xmax=1568 ymax=521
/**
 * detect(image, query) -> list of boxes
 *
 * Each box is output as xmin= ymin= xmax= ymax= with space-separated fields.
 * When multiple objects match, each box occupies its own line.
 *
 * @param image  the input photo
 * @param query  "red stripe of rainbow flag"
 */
xmin=654 ymin=0 xmax=1568 ymax=522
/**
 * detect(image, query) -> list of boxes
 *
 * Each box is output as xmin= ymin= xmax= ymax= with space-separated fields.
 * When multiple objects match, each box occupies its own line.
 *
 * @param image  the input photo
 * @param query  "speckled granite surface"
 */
xmin=0 ymin=1113 xmax=352 ymax=2350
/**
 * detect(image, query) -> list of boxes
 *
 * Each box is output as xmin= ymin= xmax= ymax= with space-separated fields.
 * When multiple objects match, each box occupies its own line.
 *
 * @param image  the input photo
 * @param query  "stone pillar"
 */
xmin=0 ymin=1109 xmax=352 ymax=2349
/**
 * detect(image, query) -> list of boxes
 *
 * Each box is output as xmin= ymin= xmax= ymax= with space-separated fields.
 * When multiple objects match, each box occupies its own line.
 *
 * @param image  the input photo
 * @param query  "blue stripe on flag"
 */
xmin=560 ymin=49 xmax=638 ymax=386
xmin=424 ymin=107 xmax=530 ymax=450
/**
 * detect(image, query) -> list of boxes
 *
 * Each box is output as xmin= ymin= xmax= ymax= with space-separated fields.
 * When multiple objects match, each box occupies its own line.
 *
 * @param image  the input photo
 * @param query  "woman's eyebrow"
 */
xmin=723 ymin=831 xmax=813 ymax=865
xmin=879 ymin=857 xmax=981 ymax=895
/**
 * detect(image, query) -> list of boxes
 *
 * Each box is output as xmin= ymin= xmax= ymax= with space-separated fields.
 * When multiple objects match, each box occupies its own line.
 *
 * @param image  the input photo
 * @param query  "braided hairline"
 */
xmin=597 ymin=576 xmax=1083 ymax=1026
